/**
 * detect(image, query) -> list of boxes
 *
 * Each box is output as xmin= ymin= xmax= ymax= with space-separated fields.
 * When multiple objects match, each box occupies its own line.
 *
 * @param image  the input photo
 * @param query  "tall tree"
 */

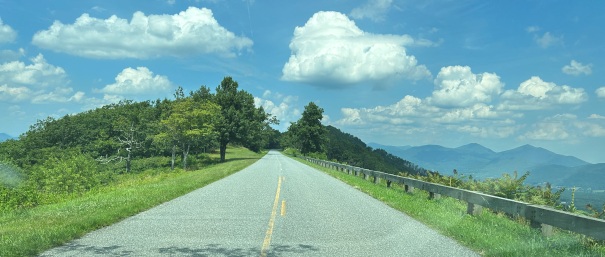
xmin=290 ymin=102 xmax=327 ymax=155
xmin=214 ymin=77 xmax=273 ymax=162
xmin=154 ymin=98 xmax=220 ymax=170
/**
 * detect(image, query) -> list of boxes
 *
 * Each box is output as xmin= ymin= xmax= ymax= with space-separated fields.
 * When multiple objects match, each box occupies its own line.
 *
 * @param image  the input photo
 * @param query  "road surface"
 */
xmin=41 ymin=150 xmax=478 ymax=256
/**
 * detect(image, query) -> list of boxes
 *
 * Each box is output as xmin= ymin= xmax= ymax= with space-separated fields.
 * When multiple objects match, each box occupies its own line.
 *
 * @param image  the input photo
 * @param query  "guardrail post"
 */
xmin=429 ymin=192 xmax=441 ymax=200
xmin=354 ymin=168 xmax=359 ymax=176
xmin=363 ymin=170 xmax=369 ymax=180
xmin=466 ymin=203 xmax=483 ymax=216
xmin=530 ymin=220 xmax=554 ymax=237
xmin=373 ymin=175 xmax=380 ymax=184
xmin=404 ymin=184 xmax=414 ymax=193
xmin=386 ymin=180 xmax=392 ymax=188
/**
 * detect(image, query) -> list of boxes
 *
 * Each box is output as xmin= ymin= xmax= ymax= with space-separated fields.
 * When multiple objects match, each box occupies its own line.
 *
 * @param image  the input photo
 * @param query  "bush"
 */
xmin=401 ymin=170 xmax=565 ymax=208
xmin=130 ymin=156 xmax=172 ymax=172
xmin=27 ymin=153 xmax=102 ymax=204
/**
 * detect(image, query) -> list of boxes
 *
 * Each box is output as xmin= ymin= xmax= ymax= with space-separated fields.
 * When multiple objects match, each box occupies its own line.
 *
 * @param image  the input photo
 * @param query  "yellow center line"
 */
xmin=260 ymin=176 xmax=283 ymax=257
xmin=280 ymin=200 xmax=286 ymax=216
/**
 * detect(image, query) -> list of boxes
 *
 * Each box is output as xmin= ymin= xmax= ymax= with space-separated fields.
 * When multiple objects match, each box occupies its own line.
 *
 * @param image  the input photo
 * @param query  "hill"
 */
xmin=369 ymin=142 xmax=605 ymax=189
xmin=325 ymin=126 xmax=426 ymax=175
xmin=0 ymin=133 xmax=13 ymax=142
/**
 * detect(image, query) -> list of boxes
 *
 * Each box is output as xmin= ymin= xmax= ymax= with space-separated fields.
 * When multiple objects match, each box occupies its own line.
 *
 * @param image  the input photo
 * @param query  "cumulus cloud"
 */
xmin=335 ymin=92 xmax=517 ymax=143
xmin=519 ymin=114 xmax=604 ymax=140
xmin=32 ymin=87 xmax=86 ymax=104
xmin=32 ymin=7 xmax=253 ymax=59
xmin=595 ymin=87 xmax=605 ymax=98
xmin=589 ymin=114 xmax=605 ymax=120
xmin=0 ymin=18 xmax=17 ymax=44
xmin=281 ymin=11 xmax=431 ymax=88
xmin=0 ymin=48 xmax=25 ymax=62
xmin=254 ymin=90 xmax=300 ymax=130
xmin=430 ymin=66 xmax=503 ymax=108
xmin=521 ymin=122 xmax=570 ymax=141
xmin=100 ymin=67 xmax=173 ymax=95
xmin=0 ymin=54 xmax=68 ymax=87
xmin=0 ymin=84 xmax=32 ymax=102
xmin=534 ymin=32 xmax=563 ymax=48
xmin=0 ymin=54 xmax=84 ymax=103
xmin=500 ymin=76 xmax=587 ymax=110
xmin=562 ymin=60 xmax=592 ymax=76
xmin=350 ymin=0 xmax=393 ymax=22
xmin=336 ymin=91 xmax=509 ymax=129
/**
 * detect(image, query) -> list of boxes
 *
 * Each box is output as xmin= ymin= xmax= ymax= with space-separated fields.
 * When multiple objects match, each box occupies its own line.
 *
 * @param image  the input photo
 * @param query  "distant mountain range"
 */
xmin=369 ymin=143 xmax=605 ymax=189
xmin=0 ymin=133 xmax=14 ymax=142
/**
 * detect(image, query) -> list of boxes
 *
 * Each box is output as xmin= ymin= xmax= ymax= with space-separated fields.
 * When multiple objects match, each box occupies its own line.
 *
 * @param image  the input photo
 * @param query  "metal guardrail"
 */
xmin=303 ymin=157 xmax=605 ymax=240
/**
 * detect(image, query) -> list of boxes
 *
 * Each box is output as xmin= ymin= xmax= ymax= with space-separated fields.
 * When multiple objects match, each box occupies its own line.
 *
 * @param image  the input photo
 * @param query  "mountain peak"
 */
xmin=456 ymin=143 xmax=496 ymax=155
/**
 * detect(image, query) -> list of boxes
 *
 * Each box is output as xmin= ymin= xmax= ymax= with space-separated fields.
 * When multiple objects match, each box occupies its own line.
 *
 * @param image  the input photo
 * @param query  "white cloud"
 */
xmin=521 ymin=122 xmax=569 ymax=141
xmin=0 ymin=54 xmax=68 ymax=87
xmin=0 ymin=84 xmax=32 ymax=102
xmin=576 ymin=122 xmax=605 ymax=137
xmin=281 ymin=11 xmax=431 ymax=88
xmin=32 ymin=7 xmax=253 ymax=59
xmin=520 ymin=114 xmax=605 ymax=140
xmin=589 ymin=114 xmax=605 ymax=120
xmin=433 ymin=103 xmax=500 ymax=123
xmin=430 ymin=66 xmax=503 ymax=108
xmin=500 ymin=76 xmax=587 ymax=110
xmin=336 ymin=91 xmax=510 ymax=129
xmin=31 ymin=87 xmax=86 ymax=104
xmin=448 ymin=123 xmax=519 ymax=139
xmin=0 ymin=48 xmax=25 ymax=62
xmin=100 ymin=67 xmax=173 ymax=95
xmin=0 ymin=18 xmax=17 ymax=44
xmin=596 ymin=87 xmax=605 ymax=98
xmin=0 ymin=54 xmax=86 ymax=104
xmin=533 ymin=31 xmax=563 ymax=48
xmin=254 ymin=90 xmax=300 ymax=131
xmin=562 ymin=60 xmax=592 ymax=76
xmin=350 ymin=0 xmax=393 ymax=22
xmin=525 ymin=26 xmax=540 ymax=33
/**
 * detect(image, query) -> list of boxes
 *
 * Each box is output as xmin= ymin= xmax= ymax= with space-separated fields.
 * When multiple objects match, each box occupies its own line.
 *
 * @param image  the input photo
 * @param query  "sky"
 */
xmin=0 ymin=0 xmax=604 ymax=163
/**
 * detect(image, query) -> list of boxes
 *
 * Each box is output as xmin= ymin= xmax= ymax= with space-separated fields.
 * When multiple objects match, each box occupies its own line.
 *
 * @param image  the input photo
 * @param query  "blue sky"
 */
xmin=1 ymin=0 xmax=604 ymax=163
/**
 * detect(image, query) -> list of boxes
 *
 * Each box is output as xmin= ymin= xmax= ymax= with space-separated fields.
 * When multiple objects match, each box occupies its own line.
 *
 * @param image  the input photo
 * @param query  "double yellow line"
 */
xmin=260 ymin=176 xmax=285 ymax=257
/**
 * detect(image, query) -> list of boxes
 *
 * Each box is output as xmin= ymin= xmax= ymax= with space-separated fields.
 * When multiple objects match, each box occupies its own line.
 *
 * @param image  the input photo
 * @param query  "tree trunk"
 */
xmin=126 ymin=150 xmax=131 ymax=173
xmin=220 ymin=142 xmax=227 ymax=162
xmin=183 ymin=144 xmax=190 ymax=170
xmin=171 ymin=144 xmax=176 ymax=170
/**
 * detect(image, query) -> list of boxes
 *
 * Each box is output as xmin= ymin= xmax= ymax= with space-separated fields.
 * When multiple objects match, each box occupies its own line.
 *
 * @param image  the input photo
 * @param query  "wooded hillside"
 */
xmin=0 ymin=77 xmax=278 ymax=211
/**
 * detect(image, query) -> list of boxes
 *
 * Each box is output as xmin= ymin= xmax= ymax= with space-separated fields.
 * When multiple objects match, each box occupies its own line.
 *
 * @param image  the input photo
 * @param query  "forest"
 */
xmin=0 ymin=77 xmax=279 ymax=212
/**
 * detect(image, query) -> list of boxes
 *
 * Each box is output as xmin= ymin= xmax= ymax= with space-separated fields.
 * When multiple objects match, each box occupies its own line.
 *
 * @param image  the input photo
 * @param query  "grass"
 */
xmin=295 ymin=157 xmax=605 ymax=257
xmin=0 ymin=147 xmax=264 ymax=257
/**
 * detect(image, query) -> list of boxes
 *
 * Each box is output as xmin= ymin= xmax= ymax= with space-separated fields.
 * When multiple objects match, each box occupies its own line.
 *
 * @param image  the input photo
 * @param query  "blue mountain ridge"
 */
xmin=368 ymin=142 xmax=603 ymax=189
xmin=0 ymin=133 xmax=14 ymax=142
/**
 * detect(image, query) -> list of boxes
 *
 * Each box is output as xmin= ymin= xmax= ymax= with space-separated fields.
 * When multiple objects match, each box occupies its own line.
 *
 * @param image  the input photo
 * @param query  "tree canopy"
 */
xmin=0 ymin=76 xmax=279 ymax=211
xmin=286 ymin=102 xmax=327 ymax=155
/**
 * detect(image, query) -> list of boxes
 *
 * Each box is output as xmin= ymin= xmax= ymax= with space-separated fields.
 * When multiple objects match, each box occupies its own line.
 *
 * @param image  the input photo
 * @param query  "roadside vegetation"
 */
xmin=0 ymin=77 xmax=277 ymax=256
xmin=0 ymin=147 xmax=264 ymax=257
xmin=295 ymin=156 xmax=605 ymax=257
xmin=282 ymin=102 xmax=604 ymax=256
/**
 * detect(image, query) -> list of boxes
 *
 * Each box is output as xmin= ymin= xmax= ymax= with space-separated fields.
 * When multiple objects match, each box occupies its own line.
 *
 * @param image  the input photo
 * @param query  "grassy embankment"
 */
xmin=0 ymin=147 xmax=264 ymax=257
xmin=292 ymin=155 xmax=605 ymax=257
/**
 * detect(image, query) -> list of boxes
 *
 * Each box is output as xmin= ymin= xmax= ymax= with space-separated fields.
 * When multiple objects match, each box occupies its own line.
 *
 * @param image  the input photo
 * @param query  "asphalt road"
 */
xmin=40 ymin=150 xmax=479 ymax=257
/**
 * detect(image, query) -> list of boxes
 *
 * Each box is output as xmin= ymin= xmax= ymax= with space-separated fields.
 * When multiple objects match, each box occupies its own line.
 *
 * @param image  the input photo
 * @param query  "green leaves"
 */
xmin=214 ymin=77 xmax=274 ymax=161
xmin=155 ymin=98 xmax=221 ymax=169
xmin=286 ymin=102 xmax=327 ymax=155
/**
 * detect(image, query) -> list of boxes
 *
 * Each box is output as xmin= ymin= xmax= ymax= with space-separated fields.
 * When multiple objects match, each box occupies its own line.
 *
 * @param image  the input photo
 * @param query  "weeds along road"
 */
xmin=40 ymin=150 xmax=479 ymax=257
